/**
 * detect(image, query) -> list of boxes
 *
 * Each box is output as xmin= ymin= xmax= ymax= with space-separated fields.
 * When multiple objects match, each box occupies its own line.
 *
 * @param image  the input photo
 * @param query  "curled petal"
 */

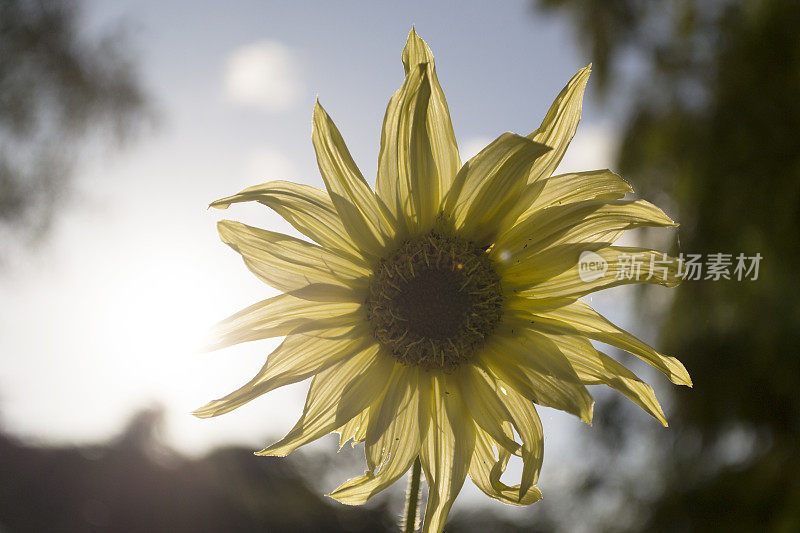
xmin=377 ymin=30 xmax=461 ymax=235
xmin=478 ymin=326 xmax=594 ymax=424
xmin=256 ymin=346 xmax=395 ymax=457
xmin=543 ymin=333 xmax=668 ymax=426
xmin=515 ymin=299 xmax=692 ymax=387
xmin=493 ymin=381 xmax=545 ymax=494
xmin=469 ymin=427 xmax=543 ymax=506
xmin=210 ymin=180 xmax=365 ymax=263
xmin=458 ymin=365 xmax=521 ymax=455
xmin=329 ymin=365 xmax=423 ymax=505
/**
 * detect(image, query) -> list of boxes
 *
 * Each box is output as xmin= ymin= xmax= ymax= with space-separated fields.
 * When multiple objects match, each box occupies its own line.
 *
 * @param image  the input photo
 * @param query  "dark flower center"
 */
xmin=365 ymin=230 xmax=503 ymax=370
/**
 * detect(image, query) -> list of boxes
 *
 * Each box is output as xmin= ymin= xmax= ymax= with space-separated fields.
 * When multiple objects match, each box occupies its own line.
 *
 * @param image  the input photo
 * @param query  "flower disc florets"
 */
xmin=365 ymin=230 xmax=503 ymax=370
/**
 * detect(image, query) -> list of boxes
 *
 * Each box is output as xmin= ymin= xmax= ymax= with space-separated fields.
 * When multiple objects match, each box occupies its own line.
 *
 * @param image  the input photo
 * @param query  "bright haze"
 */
xmin=0 ymin=3 xmax=639 ymax=510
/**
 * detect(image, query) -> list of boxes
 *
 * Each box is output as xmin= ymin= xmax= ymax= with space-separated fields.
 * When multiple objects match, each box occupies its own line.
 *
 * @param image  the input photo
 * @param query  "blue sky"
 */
xmin=0 ymin=0 xmax=665 ymax=521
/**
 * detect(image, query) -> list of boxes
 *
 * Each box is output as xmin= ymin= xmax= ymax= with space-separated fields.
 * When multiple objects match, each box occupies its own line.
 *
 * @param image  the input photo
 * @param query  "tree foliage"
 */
xmin=535 ymin=0 xmax=800 ymax=529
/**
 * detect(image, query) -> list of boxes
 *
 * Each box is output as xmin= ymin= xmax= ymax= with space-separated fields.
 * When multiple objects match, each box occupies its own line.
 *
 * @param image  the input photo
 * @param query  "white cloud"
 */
xmin=224 ymin=40 xmax=303 ymax=113
xmin=244 ymin=146 xmax=296 ymax=182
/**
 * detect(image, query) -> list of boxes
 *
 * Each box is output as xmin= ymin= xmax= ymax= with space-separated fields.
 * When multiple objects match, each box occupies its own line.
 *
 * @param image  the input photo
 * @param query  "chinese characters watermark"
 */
xmin=578 ymin=251 xmax=762 ymax=283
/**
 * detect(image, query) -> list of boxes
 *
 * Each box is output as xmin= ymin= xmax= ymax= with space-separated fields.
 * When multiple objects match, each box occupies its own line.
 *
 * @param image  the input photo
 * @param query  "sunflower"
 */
xmin=195 ymin=29 xmax=691 ymax=532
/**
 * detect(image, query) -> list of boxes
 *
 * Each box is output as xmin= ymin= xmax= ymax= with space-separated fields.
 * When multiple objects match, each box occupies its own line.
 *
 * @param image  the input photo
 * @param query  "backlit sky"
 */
xmin=0 ymin=0 xmax=669 ymax=518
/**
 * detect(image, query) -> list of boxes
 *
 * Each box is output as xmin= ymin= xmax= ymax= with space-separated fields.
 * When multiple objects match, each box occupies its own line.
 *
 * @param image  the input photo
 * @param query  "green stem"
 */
xmin=403 ymin=457 xmax=422 ymax=533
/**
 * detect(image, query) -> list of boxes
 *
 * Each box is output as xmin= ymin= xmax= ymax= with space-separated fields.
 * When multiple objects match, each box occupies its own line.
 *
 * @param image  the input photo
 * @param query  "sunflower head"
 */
xmin=197 ymin=28 xmax=690 ymax=533
xmin=365 ymin=225 xmax=503 ymax=370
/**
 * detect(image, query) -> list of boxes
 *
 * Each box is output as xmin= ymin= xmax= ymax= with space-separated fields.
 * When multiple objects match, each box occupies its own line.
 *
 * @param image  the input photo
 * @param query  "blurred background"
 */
xmin=1 ymin=0 xmax=798 ymax=531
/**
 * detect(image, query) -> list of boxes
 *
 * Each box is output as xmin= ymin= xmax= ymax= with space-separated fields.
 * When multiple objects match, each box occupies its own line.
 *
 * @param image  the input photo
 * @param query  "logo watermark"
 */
xmin=578 ymin=251 xmax=609 ymax=282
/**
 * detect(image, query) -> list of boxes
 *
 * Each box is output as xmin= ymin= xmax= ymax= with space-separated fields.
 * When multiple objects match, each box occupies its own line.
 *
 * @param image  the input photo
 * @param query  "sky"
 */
xmin=0 ymin=0 xmax=670 ymax=519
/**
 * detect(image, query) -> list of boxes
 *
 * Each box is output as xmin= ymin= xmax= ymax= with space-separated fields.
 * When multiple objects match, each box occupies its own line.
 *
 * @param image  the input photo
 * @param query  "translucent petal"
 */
xmin=469 ymin=427 xmax=543 ymax=506
xmin=376 ymin=60 xmax=439 ymax=234
xmin=312 ymin=101 xmax=396 ymax=256
xmin=495 ymin=382 xmax=545 ymax=493
xmin=329 ymin=366 xmax=422 ymax=505
xmin=419 ymin=373 xmax=475 ymax=533
xmin=401 ymin=28 xmax=461 ymax=208
xmin=337 ymin=407 xmax=369 ymax=449
xmin=521 ymin=169 xmax=632 ymax=217
xmin=443 ymin=132 xmax=551 ymax=245
xmin=478 ymin=326 xmax=594 ymax=423
xmin=496 ymin=242 xmax=607 ymax=289
xmin=256 ymin=345 xmax=395 ymax=457
xmin=218 ymin=220 xmax=370 ymax=293
xmin=363 ymin=365 xmax=420 ymax=471
xmin=193 ymin=326 xmax=374 ymax=418
xmin=510 ymin=246 xmax=681 ymax=300
xmin=515 ymin=299 xmax=692 ymax=387
xmin=526 ymin=65 xmax=592 ymax=182
xmin=206 ymin=293 xmax=361 ymax=351
xmin=458 ymin=365 xmax=521 ymax=455
xmin=540 ymin=333 xmax=668 ymax=425
xmin=494 ymin=198 xmax=676 ymax=265
xmin=209 ymin=180 xmax=364 ymax=263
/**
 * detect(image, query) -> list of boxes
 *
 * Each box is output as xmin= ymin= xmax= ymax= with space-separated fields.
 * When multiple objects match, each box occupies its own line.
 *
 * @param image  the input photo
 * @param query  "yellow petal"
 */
xmin=217 ymin=220 xmax=370 ymax=293
xmin=337 ymin=407 xmax=369 ymax=449
xmin=376 ymin=61 xmax=439 ymax=234
xmin=443 ymin=132 xmax=551 ymax=245
xmin=478 ymin=326 xmax=594 ymax=423
xmin=401 ymin=29 xmax=461 ymax=208
xmin=193 ymin=326 xmax=373 ymax=418
xmin=192 ymin=327 xmax=374 ymax=418
xmin=494 ymin=198 xmax=676 ymax=264
xmin=542 ymin=333 xmax=668 ymax=425
xmin=256 ymin=345 xmax=395 ymax=457
xmin=492 ymin=380 xmax=545 ymax=495
xmin=206 ymin=293 xmax=361 ymax=351
xmin=517 ymin=299 xmax=692 ymax=387
xmin=521 ymin=169 xmax=633 ymax=217
xmin=526 ymin=65 xmax=592 ymax=182
xmin=458 ymin=365 xmax=521 ymax=455
xmin=328 ymin=366 xmax=422 ymax=505
xmin=509 ymin=246 xmax=682 ymax=299
xmin=469 ymin=427 xmax=543 ymax=506
xmin=419 ymin=373 xmax=475 ymax=533
xmin=376 ymin=30 xmax=461 ymax=236
xmin=209 ymin=180 xmax=365 ymax=263
xmin=495 ymin=241 xmax=605 ymax=289
xmin=312 ymin=101 xmax=395 ymax=256
xmin=363 ymin=365 xmax=421 ymax=471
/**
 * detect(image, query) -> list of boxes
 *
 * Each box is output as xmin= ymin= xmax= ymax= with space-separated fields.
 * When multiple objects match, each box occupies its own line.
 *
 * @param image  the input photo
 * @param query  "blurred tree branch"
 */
xmin=0 ymin=0 xmax=149 ymax=247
